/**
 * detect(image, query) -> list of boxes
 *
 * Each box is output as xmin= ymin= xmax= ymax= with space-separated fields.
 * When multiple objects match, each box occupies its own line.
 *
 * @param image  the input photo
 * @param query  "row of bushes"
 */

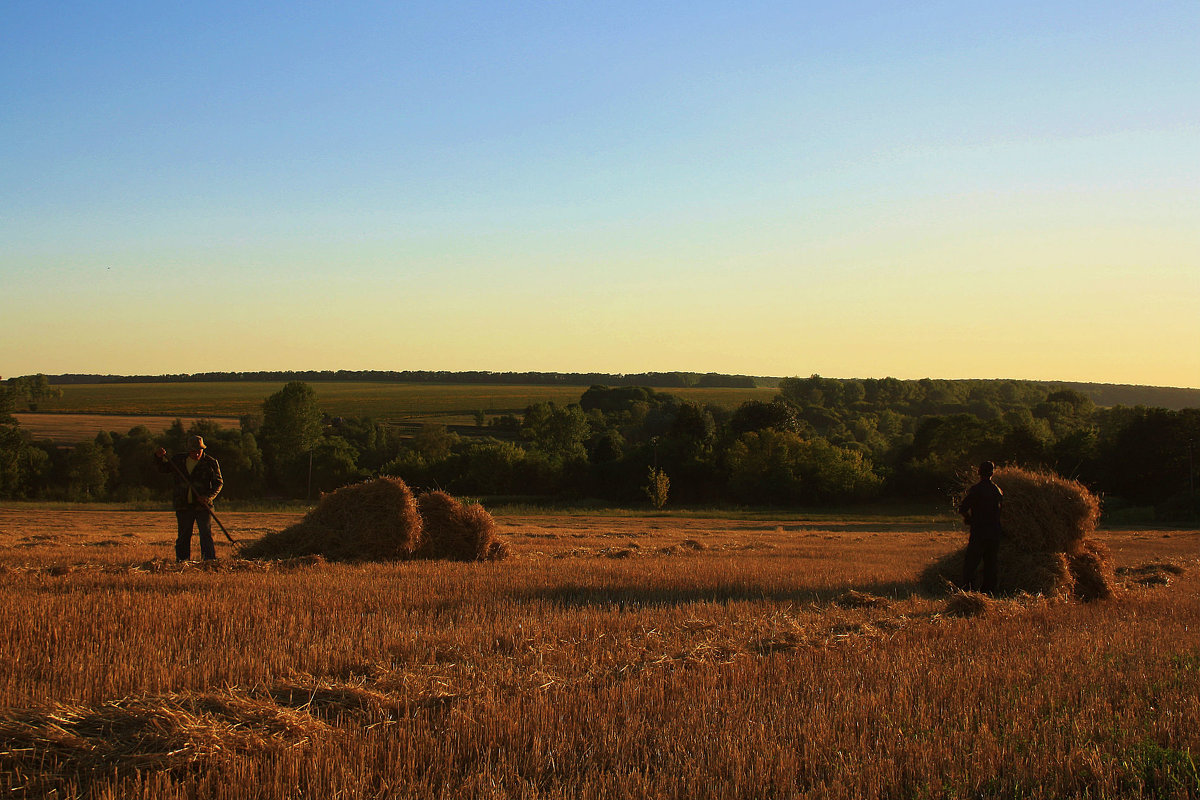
xmin=1 ymin=379 xmax=1197 ymax=518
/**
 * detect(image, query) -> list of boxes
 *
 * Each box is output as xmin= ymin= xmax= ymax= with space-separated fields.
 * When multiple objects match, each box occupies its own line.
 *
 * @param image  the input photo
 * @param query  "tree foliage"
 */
xmin=258 ymin=381 xmax=324 ymax=491
xmin=4 ymin=374 xmax=63 ymax=411
xmin=0 ymin=376 xmax=1194 ymax=518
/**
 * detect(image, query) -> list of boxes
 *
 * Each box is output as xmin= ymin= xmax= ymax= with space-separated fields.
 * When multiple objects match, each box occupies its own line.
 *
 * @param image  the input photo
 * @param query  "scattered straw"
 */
xmin=1117 ymin=561 xmax=1187 ymax=588
xmin=265 ymin=678 xmax=403 ymax=722
xmin=0 ymin=691 xmax=327 ymax=795
xmin=834 ymin=590 xmax=891 ymax=609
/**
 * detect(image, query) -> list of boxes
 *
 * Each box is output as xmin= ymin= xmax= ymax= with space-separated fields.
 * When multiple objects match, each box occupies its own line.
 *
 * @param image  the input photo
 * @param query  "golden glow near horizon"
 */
xmin=2 ymin=4 xmax=1197 ymax=387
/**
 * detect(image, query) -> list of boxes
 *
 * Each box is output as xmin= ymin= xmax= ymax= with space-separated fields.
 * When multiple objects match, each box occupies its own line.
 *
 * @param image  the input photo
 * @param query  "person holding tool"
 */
xmin=154 ymin=434 xmax=225 ymax=561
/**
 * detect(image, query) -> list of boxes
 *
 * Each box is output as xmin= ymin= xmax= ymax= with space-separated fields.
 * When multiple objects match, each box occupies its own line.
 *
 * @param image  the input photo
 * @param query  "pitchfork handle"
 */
xmin=162 ymin=456 xmax=238 ymax=545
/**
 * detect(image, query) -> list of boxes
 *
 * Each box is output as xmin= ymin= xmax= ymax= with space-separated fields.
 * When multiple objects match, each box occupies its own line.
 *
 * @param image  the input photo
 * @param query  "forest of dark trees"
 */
xmin=32 ymin=370 xmax=761 ymax=389
xmin=15 ymin=370 xmax=1200 ymax=410
xmin=1 ymin=375 xmax=1197 ymax=522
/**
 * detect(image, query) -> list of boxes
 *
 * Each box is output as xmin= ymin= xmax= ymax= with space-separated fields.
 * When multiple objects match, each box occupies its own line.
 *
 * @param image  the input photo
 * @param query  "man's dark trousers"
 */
xmin=963 ymin=531 xmax=1001 ymax=593
xmin=176 ymin=506 xmax=216 ymax=561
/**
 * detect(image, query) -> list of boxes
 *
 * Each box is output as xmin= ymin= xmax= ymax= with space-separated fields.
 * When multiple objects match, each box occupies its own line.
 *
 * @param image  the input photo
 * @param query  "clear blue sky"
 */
xmin=2 ymin=1 xmax=1197 ymax=386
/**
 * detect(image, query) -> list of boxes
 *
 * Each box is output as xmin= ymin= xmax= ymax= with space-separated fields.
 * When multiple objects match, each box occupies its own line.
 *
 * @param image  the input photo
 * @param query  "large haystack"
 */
xmin=920 ymin=466 xmax=1113 ymax=600
xmin=991 ymin=466 xmax=1100 ymax=553
xmin=416 ymin=491 xmax=510 ymax=562
xmin=240 ymin=477 xmax=423 ymax=562
xmin=920 ymin=547 xmax=1073 ymax=598
xmin=241 ymin=479 xmax=510 ymax=563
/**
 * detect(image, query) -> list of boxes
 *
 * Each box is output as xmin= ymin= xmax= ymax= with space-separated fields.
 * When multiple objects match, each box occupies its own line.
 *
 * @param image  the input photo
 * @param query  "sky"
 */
xmin=2 ymin=1 xmax=1197 ymax=387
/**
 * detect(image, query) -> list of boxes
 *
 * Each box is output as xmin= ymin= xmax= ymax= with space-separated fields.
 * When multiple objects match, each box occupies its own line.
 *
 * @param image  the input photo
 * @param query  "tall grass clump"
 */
xmin=921 ymin=466 xmax=1114 ymax=600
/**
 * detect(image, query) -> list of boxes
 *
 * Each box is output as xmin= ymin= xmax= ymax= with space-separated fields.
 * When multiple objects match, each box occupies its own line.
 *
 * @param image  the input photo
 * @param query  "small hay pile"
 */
xmin=921 ymin=466 xmax=1114 ymax=600
xmin=240 ymin=478 xmax=508 ymax=563
xmin=1117 ymin=561 xmax=1186 ymax=587
xmin=944 ymin=591 xmax=992 ymax=617
xmin=416 ymin=491 xmax=510 ymax=562
xmin=240 ymin=477 xmax=422 ymax=562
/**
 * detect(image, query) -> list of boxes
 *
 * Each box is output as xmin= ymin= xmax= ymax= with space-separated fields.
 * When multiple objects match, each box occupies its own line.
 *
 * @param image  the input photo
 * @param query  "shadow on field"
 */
xmin=746 ymin=522 xmax=956 ymax=534
xmin=515 ymin=579 xmax=923 ymax=610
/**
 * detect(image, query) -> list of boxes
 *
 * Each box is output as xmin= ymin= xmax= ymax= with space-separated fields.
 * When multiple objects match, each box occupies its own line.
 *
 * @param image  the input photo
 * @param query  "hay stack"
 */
xmin=241 ymin=479 xmax=511 ymax=563
xmin=1068 ymin=539 xmax=1116 ymax=601
xmin=920 ymin=466 xmax=1113 ymax=600
xmin=920 ymin=547 xmax=1073 ymax=598
xmin=416 ymin=491 xmax=510 ymax=561
xmin=240 ymin=477 xmax=423 ymax=562
xmin=992 ymin=466 xmax=1100 ymax=553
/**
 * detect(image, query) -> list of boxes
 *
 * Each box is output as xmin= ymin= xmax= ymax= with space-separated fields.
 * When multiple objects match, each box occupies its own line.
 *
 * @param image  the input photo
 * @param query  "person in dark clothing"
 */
xmin=958 ymin=460 xmax=1003 ymax=593
xmin=155 ymin=434 xmax=224 ymax=561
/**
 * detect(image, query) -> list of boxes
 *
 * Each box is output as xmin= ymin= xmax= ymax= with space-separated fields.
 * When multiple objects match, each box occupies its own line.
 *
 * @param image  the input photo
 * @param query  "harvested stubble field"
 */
xmin=0 ymin=507 xmax=1198 ymax=799
xmin=11 ymin=414 xmax=243 ymax=445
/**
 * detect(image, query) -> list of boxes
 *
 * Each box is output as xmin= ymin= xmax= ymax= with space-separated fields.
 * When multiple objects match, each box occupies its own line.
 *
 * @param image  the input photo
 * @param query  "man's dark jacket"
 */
xmin=958 ymin=477 xmax=1003 ymax=538
xmin=157 ymin=452 xmax=223 ymax=511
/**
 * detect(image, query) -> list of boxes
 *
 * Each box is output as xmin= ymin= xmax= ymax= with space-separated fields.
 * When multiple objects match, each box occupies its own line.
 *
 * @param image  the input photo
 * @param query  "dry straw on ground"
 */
xmin=1116 ymin=560 xmax=1187 ymax=588
xmin=239 ymin=478 xmax=508 ymax=563
xmin=0 ymin=690 xmax=328 ymax=795
xmin=921 ymin=466 xmax=1113 ymax=600
xmin=835 ymin=589 xmax=891 ymax=609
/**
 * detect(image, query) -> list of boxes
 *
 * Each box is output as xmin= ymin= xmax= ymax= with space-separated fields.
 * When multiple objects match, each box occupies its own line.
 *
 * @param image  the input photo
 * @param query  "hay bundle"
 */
xmin=1068 ymin=540 xmax=1116 ymax=601
xmin=920 ymin=466 xmax=1113 ymax=600
xmin=944 ymin=592 xmax=992 ymax=617
xmin=240 ymin=477 xmax=423 ymax=562
xmin=416 ymin=491 xmax=509 ymax=561
xmin=991 ymin=466 xmax=1100 ymax=553
xmin=920 ymin=548 xmax=1074 ymax=598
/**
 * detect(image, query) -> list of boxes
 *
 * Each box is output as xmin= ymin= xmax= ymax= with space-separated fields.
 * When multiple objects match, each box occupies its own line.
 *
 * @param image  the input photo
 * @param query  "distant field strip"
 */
xmin=26 ymin=382 xmax=778 ymax=420
xmin=12 ymin=414 xmax=242 ymax=444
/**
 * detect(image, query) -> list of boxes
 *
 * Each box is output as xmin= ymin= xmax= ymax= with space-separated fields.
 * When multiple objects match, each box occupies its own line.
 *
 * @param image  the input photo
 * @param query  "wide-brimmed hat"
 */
xmin=187 ymin=435 xmax=207 ymax=451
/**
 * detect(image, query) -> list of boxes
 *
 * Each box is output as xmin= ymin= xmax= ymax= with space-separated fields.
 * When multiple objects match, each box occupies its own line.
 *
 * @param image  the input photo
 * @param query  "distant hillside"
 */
xmin=10 ymin=371 xmax=1199 ymax=410
xmin=1047 ymin=381 xmax=1200 ymax=412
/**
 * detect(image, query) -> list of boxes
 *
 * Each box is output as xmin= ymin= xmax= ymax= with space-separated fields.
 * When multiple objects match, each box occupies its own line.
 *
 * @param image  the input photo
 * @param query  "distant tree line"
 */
xmin=2 ymin=376 xmax=1197 ymax=520
xmin=8 ymin=370 xmax=1198 ymax=411
xmin=15 ymin=370 xmax=762 ymax=389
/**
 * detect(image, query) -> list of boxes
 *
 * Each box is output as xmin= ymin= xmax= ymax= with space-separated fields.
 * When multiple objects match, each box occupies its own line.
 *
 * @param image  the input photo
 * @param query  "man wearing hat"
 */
xmin=154 ymin=435 xmax=224 ymax=561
